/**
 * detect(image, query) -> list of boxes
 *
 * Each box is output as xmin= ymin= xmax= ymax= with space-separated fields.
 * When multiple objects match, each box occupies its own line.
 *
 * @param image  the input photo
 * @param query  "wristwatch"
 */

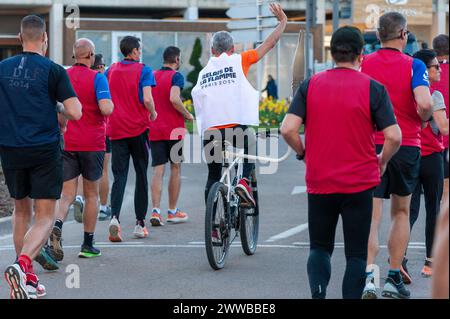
xmin=296 ymin=152 xmax=305 ymax=161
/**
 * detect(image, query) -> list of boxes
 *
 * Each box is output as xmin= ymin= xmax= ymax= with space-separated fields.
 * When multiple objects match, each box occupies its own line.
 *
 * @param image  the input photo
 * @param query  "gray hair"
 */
xmin=378 ymin=12 xmax=407 ymax=42
xmin=211 ymin=31 xmax=234 ymax=54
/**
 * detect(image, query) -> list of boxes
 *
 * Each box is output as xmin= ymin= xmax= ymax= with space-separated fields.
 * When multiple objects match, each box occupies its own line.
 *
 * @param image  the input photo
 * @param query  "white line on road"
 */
xmin=0 ymin=234 xmax=12 ymax=241
xmin=0 ymin=216 xmax=12 ymax=224
xmin=266 ymin=223 xmax=308 ymax=242
xmin=291 ymin=186 xmax=307 ymax=195
xmin=0 ymin=243 xmax=426 ymax=251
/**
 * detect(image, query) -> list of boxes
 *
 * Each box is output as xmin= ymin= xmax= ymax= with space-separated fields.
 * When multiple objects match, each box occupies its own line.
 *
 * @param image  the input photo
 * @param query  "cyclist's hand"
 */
xmin=150 ymin=110 xmax=158 ymax=121
xmin=185 ymin=112 xmax=194 ymax=121
xmin=270 ymin=3 xmax=287 ymax=23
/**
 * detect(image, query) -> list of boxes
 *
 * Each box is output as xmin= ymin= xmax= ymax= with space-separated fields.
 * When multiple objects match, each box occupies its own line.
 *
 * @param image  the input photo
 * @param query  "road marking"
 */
xmin=0 ymin=234 xmax=13 ymax=241
xmin=266 ymin=223 xmax=308 ymax=242
xmin=0 ymin=216 xmax=12 ymax=224
xmin=292 ymin=242 xmax=426 ymax=249
xmin=291 ymin=186 xmax=307 ymax=195
xmin=0 ymin=243 xmax=426 ymax=251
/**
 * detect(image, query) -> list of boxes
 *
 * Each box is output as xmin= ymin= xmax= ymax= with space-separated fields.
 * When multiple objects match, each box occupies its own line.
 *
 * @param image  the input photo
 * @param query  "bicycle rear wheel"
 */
xmin=240 ymin=170 xmax=259 ymax=256
xmin=205 ymin=182 xmax=231 ymax=270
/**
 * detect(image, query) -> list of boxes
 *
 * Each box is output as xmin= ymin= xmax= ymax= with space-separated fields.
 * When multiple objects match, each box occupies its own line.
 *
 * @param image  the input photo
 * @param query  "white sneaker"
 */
xmin=27 ymin=282 xmax=46 ymax=299
xmin=108 ymin=217 xmax=122 ymax=242
xmin=4 ymin=264 xmax=29 ymax=299
xmin=133 ymin=224 xmax=149 ymax=238
xmin=362 ymin=278 xmax=378 ymax=299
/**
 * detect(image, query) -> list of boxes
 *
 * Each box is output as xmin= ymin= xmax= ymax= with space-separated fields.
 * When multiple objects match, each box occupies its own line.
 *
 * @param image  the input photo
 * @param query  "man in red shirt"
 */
xmin=106 ymin=36 xmax=157 ymax=242
xmin=281 ymin=26 xmax=401 ymax=299
xmin=149 ymin=46 xmax=193 ymax=226
xmin=49 ymin=38 xmax=114 ymax=260
xmin=432 ymin=34 xmax=449 ymax=210
xmin=361 ymin=12 xmax=433 ymax=299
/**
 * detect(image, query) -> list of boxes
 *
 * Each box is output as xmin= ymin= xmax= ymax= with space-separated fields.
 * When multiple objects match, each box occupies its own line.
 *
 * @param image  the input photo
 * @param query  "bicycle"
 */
xmin=204 ymin=131 xmax=291 ymax=270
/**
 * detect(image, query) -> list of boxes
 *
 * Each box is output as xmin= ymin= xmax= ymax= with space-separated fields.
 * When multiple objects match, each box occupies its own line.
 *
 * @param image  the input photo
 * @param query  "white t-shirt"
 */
xmin=192 ymin=53 xmax=259 ymax=135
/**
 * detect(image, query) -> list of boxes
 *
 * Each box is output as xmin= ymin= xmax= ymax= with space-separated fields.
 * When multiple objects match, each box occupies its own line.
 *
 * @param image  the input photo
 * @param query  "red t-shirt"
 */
xmin=361 ymin=49 xmax=421 ymax=148
xmin=65 ymin=65 xmax=106 ymax=151
xmin=149 ymin=69 xmax=185 ymax=141
xmin=288 ymin=68 xmax=397 ymax=194
xmin=107 ymin=62 xmax=150 ymax=140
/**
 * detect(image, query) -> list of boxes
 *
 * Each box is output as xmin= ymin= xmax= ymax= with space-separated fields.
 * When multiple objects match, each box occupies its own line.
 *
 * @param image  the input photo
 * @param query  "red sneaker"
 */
xmin=235 ymin=178 xmax=256 ymax=207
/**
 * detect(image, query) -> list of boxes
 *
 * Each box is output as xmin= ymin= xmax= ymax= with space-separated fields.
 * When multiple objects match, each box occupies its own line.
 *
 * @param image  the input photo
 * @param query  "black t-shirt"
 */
xmin=288 ymin=76 xmax=397 ymax=132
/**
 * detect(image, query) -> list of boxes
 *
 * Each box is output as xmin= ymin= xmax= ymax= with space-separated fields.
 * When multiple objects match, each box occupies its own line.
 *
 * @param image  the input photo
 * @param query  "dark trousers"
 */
xmin=110 ymin=130 xmax=149 ymax=221
xmin=307 ymin=188 xmax=373 ymax=299
xmin=410 ymin=152 xmax=444 ymax=258
xmin=203 ymin=125 xmax=255 ymax=203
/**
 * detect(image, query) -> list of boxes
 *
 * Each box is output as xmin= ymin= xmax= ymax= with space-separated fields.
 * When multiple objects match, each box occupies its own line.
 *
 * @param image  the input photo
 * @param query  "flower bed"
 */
xmin=184 ymin=98 xmax=290 ymax=133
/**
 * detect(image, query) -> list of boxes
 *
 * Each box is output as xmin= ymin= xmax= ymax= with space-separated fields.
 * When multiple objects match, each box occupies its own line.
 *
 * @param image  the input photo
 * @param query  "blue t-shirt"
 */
xmin=94 ymin=73 xmax=111 ymax=101
xmin=105 ymin=60 xmax=156 ymax=103
xmin=161 ymin=67 xmax=185 ymax=89
xmin=411 ymin=58 xmax=429 ymax=90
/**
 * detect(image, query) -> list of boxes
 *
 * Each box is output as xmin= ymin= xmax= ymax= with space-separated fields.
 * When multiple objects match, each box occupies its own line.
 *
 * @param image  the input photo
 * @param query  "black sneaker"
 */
xmin=382 ymin=277 xmax=411 ymax=299
xmin=78 ymin=245 xmax=101 ymax=258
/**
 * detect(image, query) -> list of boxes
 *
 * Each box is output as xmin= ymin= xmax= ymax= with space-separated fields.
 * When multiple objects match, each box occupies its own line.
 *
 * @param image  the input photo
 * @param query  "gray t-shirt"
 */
xmin=430 ymin=90 xmax=446 ymax=135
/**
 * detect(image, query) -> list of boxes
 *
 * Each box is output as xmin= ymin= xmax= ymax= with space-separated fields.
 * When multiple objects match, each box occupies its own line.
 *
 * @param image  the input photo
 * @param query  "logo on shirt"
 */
xmin=423 ymin=70 xmax=430 ymax=85
xmin=199 ymin=66 xmax=237 ymax=90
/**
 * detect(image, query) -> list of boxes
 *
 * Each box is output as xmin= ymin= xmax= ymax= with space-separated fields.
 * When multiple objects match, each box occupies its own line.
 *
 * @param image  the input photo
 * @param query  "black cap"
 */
xmin=331 ymin=26 xmax=365 ymax=57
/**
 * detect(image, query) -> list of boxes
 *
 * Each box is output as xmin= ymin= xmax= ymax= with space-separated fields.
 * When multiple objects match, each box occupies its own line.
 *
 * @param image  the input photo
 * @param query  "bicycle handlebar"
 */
xmin=225 ymin=147 xmax=292 ymax=163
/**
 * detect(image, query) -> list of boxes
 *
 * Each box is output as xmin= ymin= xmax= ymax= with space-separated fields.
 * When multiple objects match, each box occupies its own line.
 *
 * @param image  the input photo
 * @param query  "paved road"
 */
xmin=0 ymin=136 xmax=432 ymax=299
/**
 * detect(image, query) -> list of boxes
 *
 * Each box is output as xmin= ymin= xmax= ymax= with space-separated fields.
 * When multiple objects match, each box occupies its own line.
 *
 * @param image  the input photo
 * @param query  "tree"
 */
xmin=182 ymin=38 xmax=203 ymax=100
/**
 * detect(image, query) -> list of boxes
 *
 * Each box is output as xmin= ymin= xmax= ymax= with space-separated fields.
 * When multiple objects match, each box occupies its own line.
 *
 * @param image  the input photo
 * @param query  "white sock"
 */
xmin=168 ymin=208 xmax=177 ymax=215
xmin=100 ymin=205 xmax=107 ymax=211
xmin=152 ymin=208 xmax=161 ymax=215
xmin=76 ymin=195 xmax=84 ymax=203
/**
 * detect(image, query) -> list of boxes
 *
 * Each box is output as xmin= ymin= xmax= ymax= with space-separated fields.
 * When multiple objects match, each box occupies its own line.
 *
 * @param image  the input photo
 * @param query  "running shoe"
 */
xmin=167 ymin=209 xmax=189 ymax=224
xmin=150 ymin=211 xmax=164 ymax=227
xmin=421 ymin=259 xmax=432 ymax=278
xmin=4 ymin=263 xmax=29 ymax=299
xmin=35 ymin=245 xmax=59 ymax=271
xmin=98 ymin=206 xmax=112 ymax=221
xmin=235 ymin=178 xmax=256 ymax=207
xmin=362 ymin=276 xmax=378 ymax=299
xmin=388 ymin=257 xmax=412 ymax=285
xmin=133 ymin=224 xmax=149 ymax=238
xmin=73 ymin=196 xmax=84 ymax=223
xmin=78 ymin=245 xmax=101 ymax=258
xmin=26 ymin=272 xmax=46 ymax=299
xmin=382 ymin=277 xmax=411 ymax=299
xmin=108 ymin=217 xmax=122 ymax=242
xmin=400 ymin=257 xmax=412 ymax=285
xmin=49 ymin=225 xmax=64 ymax=262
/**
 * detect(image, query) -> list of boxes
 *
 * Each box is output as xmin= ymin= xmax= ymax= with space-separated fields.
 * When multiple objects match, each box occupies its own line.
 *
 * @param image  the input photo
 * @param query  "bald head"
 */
xmin=73 ymin=38 xmax=95 ymax=60
xmin=20 ymin=15 xmax=46 ymax=42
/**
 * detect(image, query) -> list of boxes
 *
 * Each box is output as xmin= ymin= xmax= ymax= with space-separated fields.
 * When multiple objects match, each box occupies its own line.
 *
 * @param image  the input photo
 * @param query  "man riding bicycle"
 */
xmin=192 ymin=3 xmax=287 ymax=207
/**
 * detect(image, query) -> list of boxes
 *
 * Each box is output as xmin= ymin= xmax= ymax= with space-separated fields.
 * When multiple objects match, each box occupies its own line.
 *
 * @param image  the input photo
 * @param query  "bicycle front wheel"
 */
xmin=205 ymin=182 xmax=231 ymax=270
xmin=240 ymin=170 xmax=259 ymax=256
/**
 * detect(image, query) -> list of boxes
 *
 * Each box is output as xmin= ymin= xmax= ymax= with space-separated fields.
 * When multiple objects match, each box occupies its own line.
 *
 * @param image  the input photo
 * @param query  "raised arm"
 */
xmin=255 ymin=3 xmax=287 ymax=62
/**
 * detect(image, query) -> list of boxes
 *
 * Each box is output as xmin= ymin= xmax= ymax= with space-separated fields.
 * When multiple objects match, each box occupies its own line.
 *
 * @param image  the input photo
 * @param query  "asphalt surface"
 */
xmin=0 ymin=136 xmax=432 ymax=299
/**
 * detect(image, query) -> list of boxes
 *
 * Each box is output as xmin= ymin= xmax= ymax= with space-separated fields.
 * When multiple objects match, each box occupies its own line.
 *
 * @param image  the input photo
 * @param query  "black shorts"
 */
xmin=105 ymin=137 xmax=112 ymax=154
xmin=374 ymin=145 xmax=421 ymax=199
xmin=62 ymin=151 xmax=105 ymax=182
xmin=149 ymin=140 xmax=184 ymax=167
xmin=0 ymin=141 xmax=63 ymax=200
xmin=444 ymin=148 xmax=449 ymax=179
